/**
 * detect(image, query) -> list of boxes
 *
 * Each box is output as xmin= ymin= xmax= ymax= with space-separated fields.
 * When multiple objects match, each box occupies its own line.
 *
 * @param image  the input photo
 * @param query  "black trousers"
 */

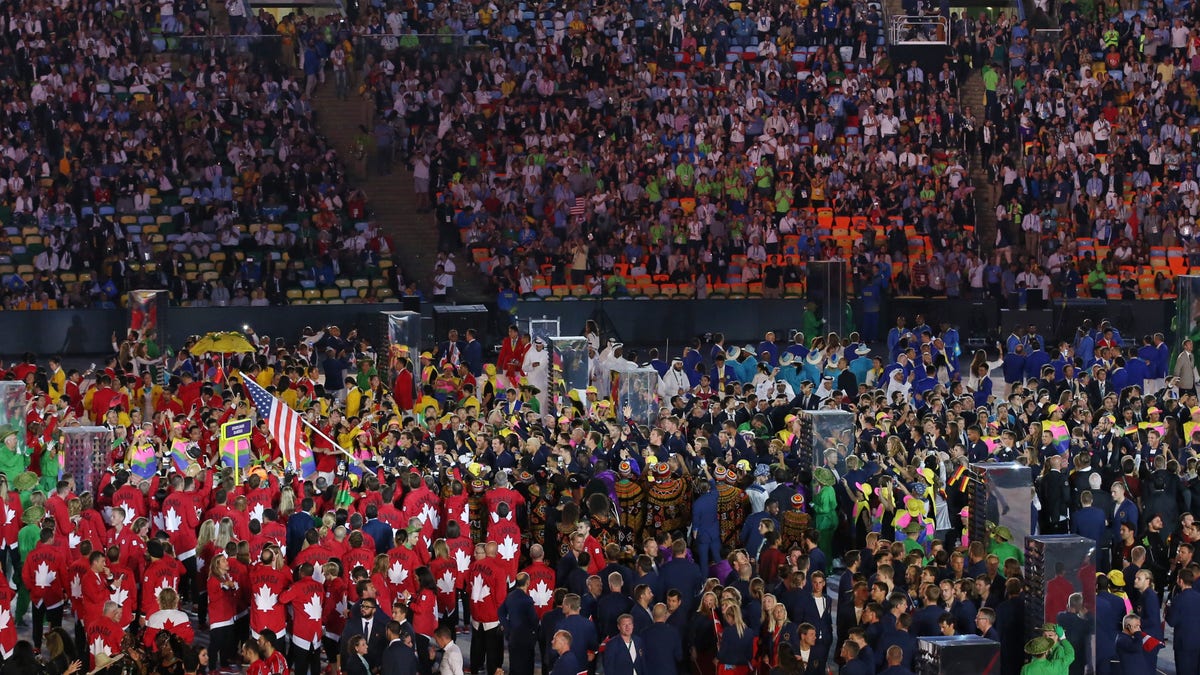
xmin=290 ymin=642 xmax=322 ymax=675
xmin=469 ymin=624 xmax=503 ymax=675
xmin=32 ymin=603 xmax=63 ymax=650
xmin=210 ymin=625 xmax=238 ymax=668
xmin=508 ymin=636 xmax=536 ymax=675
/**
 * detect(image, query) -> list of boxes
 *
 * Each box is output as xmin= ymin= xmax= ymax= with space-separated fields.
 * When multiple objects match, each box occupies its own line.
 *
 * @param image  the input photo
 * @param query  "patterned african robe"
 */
xmin=468 ymin=491 xmax=488 ymax=543
xmin=716 ymin=483 xmax=749 ymax=549
xmin=615 ymin=478 xmax=646 ymax=538
xmin=645 ymin=477 xmax=690 ymax=536
xmin=781 ymin=508 xmax=812 ymax=550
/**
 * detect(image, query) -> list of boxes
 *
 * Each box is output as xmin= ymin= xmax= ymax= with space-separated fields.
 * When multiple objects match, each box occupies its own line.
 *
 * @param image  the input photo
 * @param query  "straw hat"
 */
xmin=21 ymin=503 xmax=44 ymax=525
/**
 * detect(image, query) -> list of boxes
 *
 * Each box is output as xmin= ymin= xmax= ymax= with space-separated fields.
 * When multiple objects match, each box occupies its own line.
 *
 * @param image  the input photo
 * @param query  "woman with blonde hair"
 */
xmin=717 ymin=599 xmax=755 ymax=675
xmin=370 ymin=554 xmax=394 ymax=614
xmin=427 ymin=539 xmax=459 ymax=628
xmin=760 ymin=602 xmax=798 ymax=675
xmin=689 ymin=591 xmax=721 ymax=675
xmin=277 ymin=487 xmax=296 ymax=518
xmin=207 ymin=554 xmax=240 ymax=669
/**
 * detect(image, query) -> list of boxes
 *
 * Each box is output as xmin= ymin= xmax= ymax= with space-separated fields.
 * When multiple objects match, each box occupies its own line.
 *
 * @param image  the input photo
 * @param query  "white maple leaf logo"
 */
xmin=303 ymin=595 xmax=322 ymax=621
xmin=459 ymin=503 xmax=469 ymax=525
xmin=89 ymin=635 xmax=110 ymax=658
xmin=454 ymin=549 xmax=471 ymax=573
xmin=498 ymin=536 xmax=518 ymax=561
xmin=164 ymin=507 xmax=182 ymax=532
xmin=0 ymin=608 xmax=10 ymax=631
xmin=2 ymin=506 xmax=13 ymax=526
xmin=335 ymin=596 xmax=348 ymax=618
xmin=154 ymin=579 xmax=173 ymax=602
xmin=34 ymin=561 xmax=56 ymax=588
xmin=110 ymin=587 xmax=129 ymax=607
xmin=387 ymin=562 xmax=409 ymax=585
xmin=70 ymin=576 xmax=82 ymax=599
xmin=421 ymin=503 xmax=441 ymax=529
xmin=436 ymin=570 xmax=456 ymax=595
xmin=152 ymin=512 xmax=165 ymax=531
xmin=68 ymin=533 xmax=81 ymax=550
xmin=470 ymin=574 xmax=490 ymax=603
xmin=118 ymin=502 xmax=135 ymax=518
xmin=250 ymin=502 xmax=266 ymax=524
xmin=254 ymin=586 xmax=278 ymax=612
xmin=530 ymin=580 xmax=553 ymax=608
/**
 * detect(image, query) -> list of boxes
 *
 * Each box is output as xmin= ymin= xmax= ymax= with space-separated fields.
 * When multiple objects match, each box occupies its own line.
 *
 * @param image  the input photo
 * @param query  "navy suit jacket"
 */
xmin=1115 ymin=631 xmax=1160 ymax=675
xmin=1096 ymin=592 xmax=1126 ymax=660
xmin=1111 ymin=500 xmax=1139 ymax=540
xmin=642 ymin=622 xmax=683 ymax=675
xmin=341 ymin=612 xmax=389 ymax=668
xmin=602 ymin=635 xmax=647 ymax=675
xmin=875 ymin=629 xmax=916 ymax=670
xmin=794 ymin=593 xmax=834 ymax=644
xmin=550 ymin=650 xmax=586 ymax=675
xmin=559 ymin=614 xmax=599 ymax=666
xmin=500 ymin=588 xmax=539 ymax=644
xmin=841 ymin=657 xmax=873 ymax=675
xmin=381 ymin=640 xmax=418 ymax=675
xmin=363 ymin=518 xmax=394 ymax=554
xmin=910 ymin=604 xmax=944 ymax=638
xmin=1071 ymin=507 xmax=1106 ymax=545
xmin=659 ymin=558 xmax=704 ymax=613
xmin=1167 ymin=586 xmax=1200 ymax=647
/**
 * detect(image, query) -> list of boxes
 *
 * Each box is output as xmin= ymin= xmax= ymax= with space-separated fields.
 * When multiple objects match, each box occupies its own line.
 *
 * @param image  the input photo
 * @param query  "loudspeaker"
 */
xmin=807 ymin=261 xmax=848 ymax=336
xmin=433 ymin=304 xmax=492 ymax=349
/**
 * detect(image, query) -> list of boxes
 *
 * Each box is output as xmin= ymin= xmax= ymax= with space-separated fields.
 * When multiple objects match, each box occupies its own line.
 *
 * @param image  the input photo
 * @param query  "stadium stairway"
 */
xmin=311 ymin=90 xmax=488 ymax=301
xmin=960 ymin=70 xmax=997 ymax=256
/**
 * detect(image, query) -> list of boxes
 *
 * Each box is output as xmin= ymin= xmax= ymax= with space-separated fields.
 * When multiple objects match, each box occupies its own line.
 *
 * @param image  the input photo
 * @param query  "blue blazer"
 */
xmin=1167 ymin=586 xmax=1200 ymax=648
xmin=1071 ymin=506 xmax=1106 ymax=545
xmin=1115 ymin=631 xmax=1160 ymax=675
xmin=602 ymin=635 xmax=647 ymax=675
xmin=641 ymin=622 xmax=682 ymax=675
xmin=550 ymin=650 xmax=586 ymax=675
xmin=1111 ymin=500 xmax=1139 ymax=540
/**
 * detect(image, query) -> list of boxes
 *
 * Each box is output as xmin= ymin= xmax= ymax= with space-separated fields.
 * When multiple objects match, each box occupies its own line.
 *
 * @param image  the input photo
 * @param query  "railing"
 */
xmin=889 ymin=15 xmax=950 ymax=45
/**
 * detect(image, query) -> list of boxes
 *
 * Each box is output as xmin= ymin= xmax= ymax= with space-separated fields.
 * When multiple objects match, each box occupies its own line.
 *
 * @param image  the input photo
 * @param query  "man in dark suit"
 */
xmin=875 ymin=613 xmax=917 ymax=672
xmin=550 ymin=630 xmax=586 ymax=675
xmin=909 ymin=585 xmax=945 ymax=638
xmin=500 ymin=573 xmax=540 ymax=675
xmin=381 ymin=621 xmax=419 ymax=675
xmin=558 ymin=594 xmax=598 ymax=671
xmin=341 ymin=597 xmax=388 ymax=669
xmin=795 ymin=571 xmax=834 ymax=668
xmin=1072 ymin=491 xmax=1107 ymax=548
xmin=462 ymin=329 xmax=484 ymax=376
xmin=596 ymin=574 xmax=633 ymax=639
xmin=438 ymin=329 xmax=466 ymax=368
xmin=1167 ymin=568 xmax=1200 ymax=675
xmin=659 ymin=540 xmax=704 ymax=614
xmin=641 ymin=604 xmax=682 ymax=675
xmin=1039 ymin=455 xmax=1072 ymax=534
xmin=840 ymin=640 xmax=873 ymax=675
xmin=601 ymin=615 xmax=646 ymax=675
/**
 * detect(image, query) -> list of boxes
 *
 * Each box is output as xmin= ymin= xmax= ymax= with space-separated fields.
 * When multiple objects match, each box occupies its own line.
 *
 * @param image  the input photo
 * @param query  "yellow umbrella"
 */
xmin=191 ymin=331 xmax=256 ymax=354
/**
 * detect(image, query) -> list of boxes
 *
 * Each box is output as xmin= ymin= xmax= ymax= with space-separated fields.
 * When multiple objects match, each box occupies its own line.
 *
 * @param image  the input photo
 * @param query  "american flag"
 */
xmin=243 ymin=377 xmax=314 ymax=476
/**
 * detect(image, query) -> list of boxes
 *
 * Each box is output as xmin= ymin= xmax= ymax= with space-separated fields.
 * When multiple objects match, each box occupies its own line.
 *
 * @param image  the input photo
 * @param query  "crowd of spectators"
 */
xmin=948 ymin=1 xmax=1200 ymax=303
xmin=349 ymin=0 xmax=1200 ymax=316
xmin=358 ymin=0 xmax=981 ymax=303
xmin=0 ymin=0 xmax=412 ymax=311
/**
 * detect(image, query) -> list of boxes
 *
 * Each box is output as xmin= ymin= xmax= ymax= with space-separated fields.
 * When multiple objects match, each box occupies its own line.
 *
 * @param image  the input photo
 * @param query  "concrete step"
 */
xmin=306 ymin=91 xmax=490 ymax=300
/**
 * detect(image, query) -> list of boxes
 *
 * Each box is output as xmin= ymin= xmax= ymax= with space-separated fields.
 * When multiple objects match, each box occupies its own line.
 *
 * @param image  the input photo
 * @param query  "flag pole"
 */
xmin=298 ymin=415 xmax=359 ymax=463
